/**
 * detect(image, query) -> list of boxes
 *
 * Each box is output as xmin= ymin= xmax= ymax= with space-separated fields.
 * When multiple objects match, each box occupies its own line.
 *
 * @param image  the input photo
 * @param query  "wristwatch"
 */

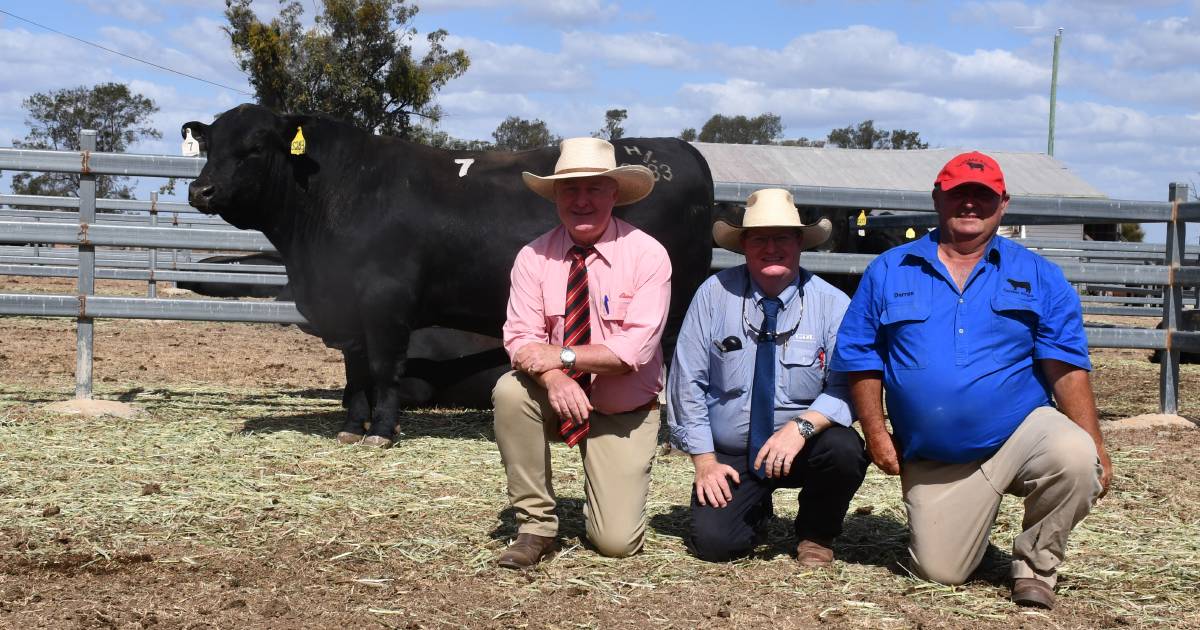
xmin=560 ymin=346 xmax=577 ymax=370
xmin=792 ymin=417 xmax=816 ymax=440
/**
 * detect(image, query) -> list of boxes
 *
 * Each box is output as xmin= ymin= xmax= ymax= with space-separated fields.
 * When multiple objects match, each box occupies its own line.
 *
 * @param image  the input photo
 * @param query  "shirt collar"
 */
xmin=748 ymin=268 xmax=808 ymax=310
xmin=908 ymin=228 xmax=1003 ymax=268
xmin=558 ymin=217 xmax=619 ymax=264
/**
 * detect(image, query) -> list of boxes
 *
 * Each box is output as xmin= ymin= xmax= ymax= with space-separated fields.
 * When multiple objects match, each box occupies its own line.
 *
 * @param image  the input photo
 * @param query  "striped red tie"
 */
xmin=560 ymin=245 xmax=592 ymax=447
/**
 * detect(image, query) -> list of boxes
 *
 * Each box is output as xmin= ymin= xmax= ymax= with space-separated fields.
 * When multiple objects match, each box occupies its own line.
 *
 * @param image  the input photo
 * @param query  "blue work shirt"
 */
xmin=831 ymin=231 xmax=1090 ymax=464
xmin=667 ymin=266 xmax=852 ymax=455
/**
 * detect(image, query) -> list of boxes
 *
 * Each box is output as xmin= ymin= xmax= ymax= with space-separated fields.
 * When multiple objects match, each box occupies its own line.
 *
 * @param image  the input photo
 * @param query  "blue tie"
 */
xmin=748 ymin=297 xmax=781 ymax=478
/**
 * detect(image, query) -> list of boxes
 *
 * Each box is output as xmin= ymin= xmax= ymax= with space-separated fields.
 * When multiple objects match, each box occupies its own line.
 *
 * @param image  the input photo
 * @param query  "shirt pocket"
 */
xmin=599 ymin=296 xmax=631 ymax=324
xmin=989 ymin=293 xmax=1039 ymax=365
xmin=880 ymin=300 xmax=931 ymax=369
xmin=779 ymin=341 xmax=824 ymax=403
xmin=708 ymin=345 xmax=749 ymax=399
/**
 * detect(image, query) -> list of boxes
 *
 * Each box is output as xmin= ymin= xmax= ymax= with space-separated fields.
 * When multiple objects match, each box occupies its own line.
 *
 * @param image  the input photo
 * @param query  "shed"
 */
xmin=690 ymin=143 xmax=1106 ymax=241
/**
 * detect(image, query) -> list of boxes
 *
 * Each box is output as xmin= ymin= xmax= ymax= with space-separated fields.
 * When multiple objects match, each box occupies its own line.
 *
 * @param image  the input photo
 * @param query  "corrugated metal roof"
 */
xmin=691 ymin=144 xmax=1106 ymax=199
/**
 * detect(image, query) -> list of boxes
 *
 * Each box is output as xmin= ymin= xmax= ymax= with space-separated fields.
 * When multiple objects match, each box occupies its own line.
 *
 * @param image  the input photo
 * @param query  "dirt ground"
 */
xmin=2 ymin=276 xmax=1199 ymax=629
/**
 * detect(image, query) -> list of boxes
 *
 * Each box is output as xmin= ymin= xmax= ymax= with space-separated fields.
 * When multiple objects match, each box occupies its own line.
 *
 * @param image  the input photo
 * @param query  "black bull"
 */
xmin=183 ymin=104 xmax=714 ymax=445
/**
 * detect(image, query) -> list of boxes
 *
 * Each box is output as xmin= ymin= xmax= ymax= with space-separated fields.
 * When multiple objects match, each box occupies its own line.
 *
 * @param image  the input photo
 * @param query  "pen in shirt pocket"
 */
xmin=603 ymin=295 xmax=609 ymax=314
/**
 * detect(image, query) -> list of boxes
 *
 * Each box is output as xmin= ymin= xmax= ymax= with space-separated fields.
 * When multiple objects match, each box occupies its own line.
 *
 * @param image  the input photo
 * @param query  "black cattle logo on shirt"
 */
xmin=966 ymin=161 xmax=986 ymax=171
xmin=1006 ymin=278 xmax=1032 ymax=294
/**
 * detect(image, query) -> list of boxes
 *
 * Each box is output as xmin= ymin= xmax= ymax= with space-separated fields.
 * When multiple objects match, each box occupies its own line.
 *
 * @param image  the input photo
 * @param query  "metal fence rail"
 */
xmin=0 ymin=139 xmax=1195 ymax=413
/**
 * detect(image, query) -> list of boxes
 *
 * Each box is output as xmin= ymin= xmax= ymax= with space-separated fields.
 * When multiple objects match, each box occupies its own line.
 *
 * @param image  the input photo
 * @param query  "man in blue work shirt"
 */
xmin=668 ymin=188 xmax=868 ymax=566
xmin=832 ymin=151 xmax=1112 ymax=610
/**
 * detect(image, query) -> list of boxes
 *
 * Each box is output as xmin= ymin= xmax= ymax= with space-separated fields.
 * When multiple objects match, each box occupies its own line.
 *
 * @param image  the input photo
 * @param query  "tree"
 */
xmin=779 ymin=137 xmax=826 ymax=148
xmin=224 ymin=0 xmax=470 ymax=137
xmin=678 ymin=127 xmax=697 ymax=142
xmin=416 ymin=128 xmax=493 ymax=151
xmin=491 ymin=116 xmax=560 ymax=151
xmin=593 ymin=108 xmax=627 ymax=141
xmin=1120 ymin=223 xmax=1145 ymax=242
xmin=697 ymin=113 xmax=783 ymax=144
xmin=10 ymin=83 xmax=160 ymax=199
xmin=826 ymin=119 xmax=928 ymax=150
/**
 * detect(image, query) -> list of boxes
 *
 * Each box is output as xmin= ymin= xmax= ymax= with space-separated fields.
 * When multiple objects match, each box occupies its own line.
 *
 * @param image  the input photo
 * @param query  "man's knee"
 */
xmin=689 ymin=527 xmax=753 ymax=562
xmin=810 ymin=426 xmax=869 ymax=480
xmin=491 ymin=370 xmax=526 ymax=409
xmin=589 ymin=528 xmax=644 ymax=558
xmin=1042 ymin=425 xmax=1102 ymax=486
xmin=910 ymin=552 xmax=974 ymax=586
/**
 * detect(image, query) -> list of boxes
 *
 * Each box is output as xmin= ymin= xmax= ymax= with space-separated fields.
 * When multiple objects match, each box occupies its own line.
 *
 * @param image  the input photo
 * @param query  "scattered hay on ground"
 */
xmin=2 ymin=363 xmax=1199 ymax=628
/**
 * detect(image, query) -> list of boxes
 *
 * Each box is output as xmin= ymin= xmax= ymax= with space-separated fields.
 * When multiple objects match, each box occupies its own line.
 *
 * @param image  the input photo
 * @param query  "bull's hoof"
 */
xmin=361 ymin=435 xmax=393 ymax=448
xmin=336 ymin=431 xmax=364 ymax=445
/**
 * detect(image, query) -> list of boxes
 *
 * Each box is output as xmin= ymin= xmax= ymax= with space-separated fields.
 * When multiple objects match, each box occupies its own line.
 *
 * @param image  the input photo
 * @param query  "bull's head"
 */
xmin=183 ymin=104 xmax=313 ymax=232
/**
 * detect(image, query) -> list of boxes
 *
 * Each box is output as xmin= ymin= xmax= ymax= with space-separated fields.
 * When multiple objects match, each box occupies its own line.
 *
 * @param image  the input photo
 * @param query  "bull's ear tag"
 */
xmin=856 ymin=209 xmax=867 ymax=227
xmin=290 ymin=127 xmax=306 ymax=155
xmin=905 ymin=227 xmax=916 ymax=239
xmin=181 ymin=129 xmax=200 ymax=157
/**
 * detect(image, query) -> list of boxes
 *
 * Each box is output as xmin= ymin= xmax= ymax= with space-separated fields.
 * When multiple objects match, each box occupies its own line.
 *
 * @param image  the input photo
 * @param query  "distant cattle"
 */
xmin=183 ymin=104 xmax=714 ymax=446
xmin=175 ymin=253 xmax=289 ymax=299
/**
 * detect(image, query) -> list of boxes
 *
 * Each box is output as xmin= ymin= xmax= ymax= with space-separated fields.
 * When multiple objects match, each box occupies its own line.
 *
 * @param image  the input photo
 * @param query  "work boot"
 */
xmin=1011 ymin=578 xmax=1055 ymax=609
xmin=796 ymin=538 xmax=835 ymax=567
xmin=497 ymin=533 xmax=558 ymax=570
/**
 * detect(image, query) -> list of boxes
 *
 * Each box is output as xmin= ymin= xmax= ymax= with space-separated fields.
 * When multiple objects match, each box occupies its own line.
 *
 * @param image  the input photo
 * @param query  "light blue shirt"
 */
xmin=667 ymin=266 xmax=853 ymax=455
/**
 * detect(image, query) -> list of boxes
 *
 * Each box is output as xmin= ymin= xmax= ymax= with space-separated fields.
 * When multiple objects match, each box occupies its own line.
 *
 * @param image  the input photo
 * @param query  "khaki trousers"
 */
xmin=492 ymin=370 xmax=660 ymax=558
xmin=902 ymin=406 xmax=1103 ymax=588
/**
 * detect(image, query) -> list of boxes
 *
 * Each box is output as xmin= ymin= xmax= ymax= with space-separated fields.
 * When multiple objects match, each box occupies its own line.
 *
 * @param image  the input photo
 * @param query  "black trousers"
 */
xmin=689 ymin=425 xmax=869 ymax=562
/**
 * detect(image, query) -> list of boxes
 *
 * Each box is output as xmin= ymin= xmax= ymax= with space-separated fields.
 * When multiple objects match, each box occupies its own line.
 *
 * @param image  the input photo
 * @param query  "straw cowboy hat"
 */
xmin=712 ymin=188 xmax=832 ymax=254
xmin=522 ymin=137 xmax=655 ymax=206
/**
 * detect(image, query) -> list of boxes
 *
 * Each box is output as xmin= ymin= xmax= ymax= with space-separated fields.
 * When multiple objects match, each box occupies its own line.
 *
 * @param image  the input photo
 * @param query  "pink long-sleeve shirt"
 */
xmin=503 ymin=217 xmax=672 ymax=415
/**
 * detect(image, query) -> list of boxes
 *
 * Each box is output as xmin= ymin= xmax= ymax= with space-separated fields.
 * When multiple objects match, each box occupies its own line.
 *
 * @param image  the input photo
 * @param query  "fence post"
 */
xmin=75 ymin=130 xmax=97 ymax=400
xmin=148 ymin=192 xmax=158 ymax=298
xmin=1159 ymin=183 xmax=1188 ymax=414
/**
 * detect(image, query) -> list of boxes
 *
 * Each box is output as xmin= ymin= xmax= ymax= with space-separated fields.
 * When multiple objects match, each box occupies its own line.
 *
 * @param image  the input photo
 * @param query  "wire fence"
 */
xmin=1 ymin=134 xmax=1197 ymax=412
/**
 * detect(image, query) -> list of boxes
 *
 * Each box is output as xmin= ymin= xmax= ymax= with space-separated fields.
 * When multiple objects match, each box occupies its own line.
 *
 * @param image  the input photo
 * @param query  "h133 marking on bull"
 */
xmin=620 ymin=145 xmax=673 ymax=182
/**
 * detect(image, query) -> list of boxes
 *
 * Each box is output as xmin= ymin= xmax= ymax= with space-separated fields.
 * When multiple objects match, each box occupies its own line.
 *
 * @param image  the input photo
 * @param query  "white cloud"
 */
xmin=79 ymin=0 xmax=164 ymax=23
xmin=712 ymin=26 xmax=1046 ymax=98
xmin=561 ymin=31 xmax=699 ymax=69
xmin=422 ymin=0 xmax=619 ymax=25
xmin=440 ymin=35 xmax=589 ymax=94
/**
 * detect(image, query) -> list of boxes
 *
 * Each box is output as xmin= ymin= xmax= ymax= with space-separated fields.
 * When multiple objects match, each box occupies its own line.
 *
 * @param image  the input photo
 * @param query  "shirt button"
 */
xmin=958 ymin=328 xmax=965 ymax=334
xmin=958 ymin=298 xmax=964 ymax=304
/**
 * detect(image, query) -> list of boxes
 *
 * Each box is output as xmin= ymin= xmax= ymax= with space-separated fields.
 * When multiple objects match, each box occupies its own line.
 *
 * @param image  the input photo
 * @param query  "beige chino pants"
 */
xmin=902 ymin=406 xmax=1103 ymax=588
xmin=492 ymin=370 xmax=660 ymax=558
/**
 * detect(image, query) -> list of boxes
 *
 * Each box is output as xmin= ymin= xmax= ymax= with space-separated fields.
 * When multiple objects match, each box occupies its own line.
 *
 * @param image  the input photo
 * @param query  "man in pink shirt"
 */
xmin=493 ymin=137 xmax=672 ymax=569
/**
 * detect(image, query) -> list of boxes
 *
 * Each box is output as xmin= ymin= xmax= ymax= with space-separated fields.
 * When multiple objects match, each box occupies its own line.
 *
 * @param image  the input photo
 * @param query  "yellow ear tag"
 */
xmin=905 ymin=227 xmax=916 ymax=239
xmin=856 ymin=209 xmax=867 ymax=227
xmin=290 ymin=127 xmax=306 ymax=155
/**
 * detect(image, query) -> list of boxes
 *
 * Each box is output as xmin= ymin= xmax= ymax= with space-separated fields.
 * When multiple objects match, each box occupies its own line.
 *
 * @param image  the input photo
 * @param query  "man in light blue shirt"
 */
xmin=667 ymin=188 xmax=868 ymax=566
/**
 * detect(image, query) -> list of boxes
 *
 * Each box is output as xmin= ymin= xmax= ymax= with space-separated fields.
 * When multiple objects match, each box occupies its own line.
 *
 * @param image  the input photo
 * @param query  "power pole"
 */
xmin=1047 ymin=27 xmax=1063 ymax=156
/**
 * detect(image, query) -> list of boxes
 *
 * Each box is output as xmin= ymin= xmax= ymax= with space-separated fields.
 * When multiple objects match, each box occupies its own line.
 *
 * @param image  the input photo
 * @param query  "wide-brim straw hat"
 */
xmin=712 ymin=188 xmax=832 ymax=254
xmin=522 ymin=137 xmax=655 ymax=206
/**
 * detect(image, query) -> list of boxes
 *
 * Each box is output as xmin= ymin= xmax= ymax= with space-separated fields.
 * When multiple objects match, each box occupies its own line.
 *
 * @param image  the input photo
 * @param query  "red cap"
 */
xmin=935 ymin=151 xmax=1006 ymax=196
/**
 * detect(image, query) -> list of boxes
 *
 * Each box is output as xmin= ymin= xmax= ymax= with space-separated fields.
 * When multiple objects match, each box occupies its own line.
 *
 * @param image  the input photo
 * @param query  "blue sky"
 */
xmin=1 ymin=0 xmax=1197 ymax=241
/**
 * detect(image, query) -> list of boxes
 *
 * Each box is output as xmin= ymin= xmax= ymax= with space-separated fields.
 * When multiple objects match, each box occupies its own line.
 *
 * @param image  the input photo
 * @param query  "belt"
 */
xmin=623 ymin=399 xmax=660 ymax=414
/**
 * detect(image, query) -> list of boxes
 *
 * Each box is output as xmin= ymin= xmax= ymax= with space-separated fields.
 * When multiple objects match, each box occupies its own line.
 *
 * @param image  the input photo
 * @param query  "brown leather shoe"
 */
xmin=497 ymin=533 xmax=558 ymax=570
xmin=1012 ymin=578 xmax=1055 ymax=609
xmin=796 ymin=539 xmax=835 ymax=567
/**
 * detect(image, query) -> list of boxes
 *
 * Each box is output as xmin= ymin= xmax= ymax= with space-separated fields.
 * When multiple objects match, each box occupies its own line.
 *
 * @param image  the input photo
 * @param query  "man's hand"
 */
xmin=1096 ymin=443 xmax=1113 ymax=499
xmin=512 ymin=343 xmax=564 ymax=376
xmin=542 ymin=370 xmax=592 ymax=425
xmin=752 ymin=421 xmax=806 ymax=479
xmin=863 ymin=428 xmax=900 ymax=475
xmin=692 ymin=453 xmax=740 ymax=508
